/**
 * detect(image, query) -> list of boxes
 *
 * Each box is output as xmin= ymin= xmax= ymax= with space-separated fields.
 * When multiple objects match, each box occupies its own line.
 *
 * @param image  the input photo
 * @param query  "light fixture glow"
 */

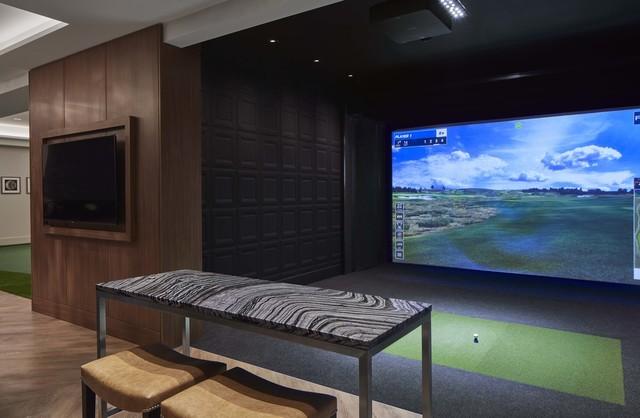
xmin=0 ymin=124 xmax=28 ymax=139
xmin=438 ymin=0 xmax=467 ymax=19
xmin=0 ymin=112 xmax=29 ymax=140
xmin=347 ymin=74 xmax=354 ymax=78
xmin=0 ymin=4 xmax=68 ymax=57
xmin=268 ymin=39 xmax=277 ymax=43
xmin=313 ymin=59 xmax=320 ymax=63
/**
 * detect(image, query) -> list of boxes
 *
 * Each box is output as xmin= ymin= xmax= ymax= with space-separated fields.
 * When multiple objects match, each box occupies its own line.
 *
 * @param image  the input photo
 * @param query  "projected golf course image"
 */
xmin=394 ymin=191 xmax=632 ymax=282
xmin=635 ymin=187 xmax=640 ymax=278
xmin=392 ymin=108 xmax=640 ymax=283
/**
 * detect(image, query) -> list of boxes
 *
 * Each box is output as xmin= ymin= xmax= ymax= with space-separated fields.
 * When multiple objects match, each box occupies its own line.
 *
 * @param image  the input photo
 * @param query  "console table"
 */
xmin=96 ymin=270 xmax=433 ymax=418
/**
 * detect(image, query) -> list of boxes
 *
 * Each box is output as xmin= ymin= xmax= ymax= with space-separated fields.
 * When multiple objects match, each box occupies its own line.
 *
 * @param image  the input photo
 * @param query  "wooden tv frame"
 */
xmin=41 ymin=117 xmax=135 ymax=242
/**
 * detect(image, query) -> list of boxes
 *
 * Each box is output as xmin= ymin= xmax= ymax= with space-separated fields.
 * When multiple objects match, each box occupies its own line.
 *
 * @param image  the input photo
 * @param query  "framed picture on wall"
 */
xmin=26 ymin=177 xmax=31 ymax=194
xmin=1 ymin=177 xmax=21 ymax=194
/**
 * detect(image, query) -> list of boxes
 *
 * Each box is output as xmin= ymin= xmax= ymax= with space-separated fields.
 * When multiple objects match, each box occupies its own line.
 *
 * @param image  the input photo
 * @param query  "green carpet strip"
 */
xmin=0 ymin=271 xmax=31 ymax=299
xmin=385 ymin=311 xmax=624 ymax=405
xmin=0 ymin=244 xmax=31 ymax=274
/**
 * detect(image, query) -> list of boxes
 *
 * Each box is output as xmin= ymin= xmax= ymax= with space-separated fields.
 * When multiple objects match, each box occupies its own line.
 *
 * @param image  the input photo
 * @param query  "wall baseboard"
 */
xmin=280 ymin=264 xmax=343 ymax=285
xmin=0 ymin=236 xmax=30 ymax=246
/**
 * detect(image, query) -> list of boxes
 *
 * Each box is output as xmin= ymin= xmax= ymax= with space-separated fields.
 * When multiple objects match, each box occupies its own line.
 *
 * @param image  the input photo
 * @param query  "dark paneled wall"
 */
xmin=344 ymin=115 xmax=388 ymax=272
xmin=202 ymin=64 xmax=343 ymax=282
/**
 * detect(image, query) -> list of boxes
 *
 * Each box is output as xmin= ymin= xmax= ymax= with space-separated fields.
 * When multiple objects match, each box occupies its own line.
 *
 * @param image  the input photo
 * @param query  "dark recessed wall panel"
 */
xmin=344 ymin=115 xmax=388 ymax=273
xmin=202 ymin=59 xmax=343 ymax=282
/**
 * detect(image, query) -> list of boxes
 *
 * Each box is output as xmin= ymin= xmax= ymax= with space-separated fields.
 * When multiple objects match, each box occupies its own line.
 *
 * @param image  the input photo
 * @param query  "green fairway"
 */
xmin=0 ymin=244 xmax=31 ymax=273
xmin=385 ymin=312 xmax=625 ymax=405
xmin=0 ymin=270 xmax=32 ymax=298
xmin=399 ymin=193 xmax=633 ymax=283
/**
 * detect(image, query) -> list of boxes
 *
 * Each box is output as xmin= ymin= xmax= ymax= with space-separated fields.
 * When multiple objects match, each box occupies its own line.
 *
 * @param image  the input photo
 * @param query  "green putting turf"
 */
xmin=0 ymin=270 xmax=32 ymax=298
xmin=385 ymin=311 xmax=624 ymax=405
xmin=0 ymin=244 xmax=31 ymax=273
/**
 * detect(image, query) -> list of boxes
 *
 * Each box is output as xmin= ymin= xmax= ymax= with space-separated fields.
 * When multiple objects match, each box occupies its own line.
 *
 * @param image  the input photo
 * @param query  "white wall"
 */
xmin=0 ymin=138 xmax=30 ymax=245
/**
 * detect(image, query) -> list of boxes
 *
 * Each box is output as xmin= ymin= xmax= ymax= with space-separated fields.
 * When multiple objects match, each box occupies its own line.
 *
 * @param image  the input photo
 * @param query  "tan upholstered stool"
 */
xmin=81 ymin=343 xmax=226 ymax=418
xmin=161 ymin=367 xmax=338 ymax=418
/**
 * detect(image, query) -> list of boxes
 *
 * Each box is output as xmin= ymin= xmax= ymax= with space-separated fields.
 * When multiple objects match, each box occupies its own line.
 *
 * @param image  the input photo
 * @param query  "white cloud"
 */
xmin=393 ymin=113 xmax=632 ymax=191
xmin=542 ymin=145 xmax=622 ymax=170
xmin=509 ymin=171 xmax=548 ymax=182
xmin=393 ymin=151 xmax=507 ymax=189
xmin=450 ymin=150 xmax=470 ymax=160
xmin=550 ymin=169 xmax=634 ymax=191
xmin=489 ymin=115 xmax=612 ymax=177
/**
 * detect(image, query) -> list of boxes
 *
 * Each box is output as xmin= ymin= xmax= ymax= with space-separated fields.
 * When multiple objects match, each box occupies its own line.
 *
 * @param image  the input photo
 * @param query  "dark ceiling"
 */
xmin=204 ymin=0 xmax=640 ymax=126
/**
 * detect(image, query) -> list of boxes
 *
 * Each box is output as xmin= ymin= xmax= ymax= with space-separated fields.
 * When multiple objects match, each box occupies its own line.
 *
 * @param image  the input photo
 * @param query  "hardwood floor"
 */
xmin=0 ymin=290 xmax=134 ymax=418
xmin=0 ymin=290 xmax=418 ymax=417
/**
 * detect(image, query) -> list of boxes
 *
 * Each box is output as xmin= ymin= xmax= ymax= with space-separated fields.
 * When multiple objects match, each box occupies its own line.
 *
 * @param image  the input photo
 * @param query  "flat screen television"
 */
xmin=391 ymin=107 xmax=640 ymax=285
xmin=43 ymin=135 xmax=121 ymax=229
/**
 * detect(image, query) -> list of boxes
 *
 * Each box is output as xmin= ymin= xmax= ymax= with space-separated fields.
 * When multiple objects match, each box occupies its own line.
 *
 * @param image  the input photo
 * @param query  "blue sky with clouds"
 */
xmin=392 ymin=108 xmax=640 ymax=191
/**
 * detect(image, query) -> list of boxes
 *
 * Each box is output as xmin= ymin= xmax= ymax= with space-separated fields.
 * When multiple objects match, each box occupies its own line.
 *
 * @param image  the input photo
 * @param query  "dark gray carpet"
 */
xmin=194 ymin=264 xmax=640 ymax=417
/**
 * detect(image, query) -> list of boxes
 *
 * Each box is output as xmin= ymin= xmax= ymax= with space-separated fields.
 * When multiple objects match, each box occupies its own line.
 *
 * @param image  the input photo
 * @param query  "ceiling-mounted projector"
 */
xmin=370 ymin=0 xmax=466 ymax=44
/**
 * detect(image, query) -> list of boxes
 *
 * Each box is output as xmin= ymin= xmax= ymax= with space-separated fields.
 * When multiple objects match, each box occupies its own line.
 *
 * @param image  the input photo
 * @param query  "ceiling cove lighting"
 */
xmin=0 ymin=3 xmax=67 ymax=57
xmin=439 ymin=0 xmax=467 ymax=19
xmin=0 ymin=122 xmax=29 ymax=139
xmin=0 ymin=112 xmax=29 ymax=140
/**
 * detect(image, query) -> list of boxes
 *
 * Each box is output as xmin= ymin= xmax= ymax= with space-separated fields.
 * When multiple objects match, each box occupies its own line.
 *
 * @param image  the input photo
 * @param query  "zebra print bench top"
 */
xmin=98 ymin=270 xmax=431 ymax=350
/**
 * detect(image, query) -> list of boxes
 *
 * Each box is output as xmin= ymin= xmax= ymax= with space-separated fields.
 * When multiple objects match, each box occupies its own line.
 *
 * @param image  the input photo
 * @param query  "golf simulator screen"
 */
xmin=392 ymin=107 xmax=640 ymax=284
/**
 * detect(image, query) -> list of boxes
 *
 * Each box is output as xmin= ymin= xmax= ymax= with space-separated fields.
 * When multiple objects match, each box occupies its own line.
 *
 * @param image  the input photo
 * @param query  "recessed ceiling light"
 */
xmin=347 ymin=74 xmax=354 ymax=78
xmin=313 ymin=59 xmax=320 ymax=63
xmin=268 ymin=39 xmax=277 ymax=43
xmin=438 ymin=0 xmax=467 ymax=19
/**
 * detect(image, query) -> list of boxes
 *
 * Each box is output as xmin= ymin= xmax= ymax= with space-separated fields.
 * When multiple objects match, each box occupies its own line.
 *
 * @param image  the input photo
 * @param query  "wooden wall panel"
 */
xmin=159 ymin=43 xmax=202 ymax=272
xmin=29 ymin=25 xmax=201 ymax=345
xmin=64 ymin=46 xmax=106 ymax=126
xmin=104 ymin=26 xmax=162 ymax=336
xmin=159 ymin=43 xmax=203 ymax=344
xmin=29 ymin=62 xmax=66 ymax=306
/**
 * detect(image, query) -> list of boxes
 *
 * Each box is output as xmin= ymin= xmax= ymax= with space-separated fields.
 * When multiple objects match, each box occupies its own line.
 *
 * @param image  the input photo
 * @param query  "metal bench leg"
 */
xmin=182 ymin=316 xmax=190 ymax=356
xmin=423 ymin=312 xmax=433 ymax=418
xmin=359 ymin=353 xmax=372 ymax=418
xmin=143 ymin=408 xmax=161 ymax=418
xmin=82 ymin=382 xmax=96 ymax=418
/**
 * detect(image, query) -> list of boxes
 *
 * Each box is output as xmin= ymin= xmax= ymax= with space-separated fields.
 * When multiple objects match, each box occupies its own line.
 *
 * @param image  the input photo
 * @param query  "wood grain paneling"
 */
xmin=64 ymin=46 xmax=106 ymax=126
xmin=159 ymin=43 xmax=202 ymax=272
xmin=104 ymin=26 xmax=163 ymax=336
xmin=29 ymin=25 xmax=202 ymax=345
xmin=159 ymin=42 xmax=203 ymax=344
xmin=29 ymin=61 xmax=66 ymax=306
